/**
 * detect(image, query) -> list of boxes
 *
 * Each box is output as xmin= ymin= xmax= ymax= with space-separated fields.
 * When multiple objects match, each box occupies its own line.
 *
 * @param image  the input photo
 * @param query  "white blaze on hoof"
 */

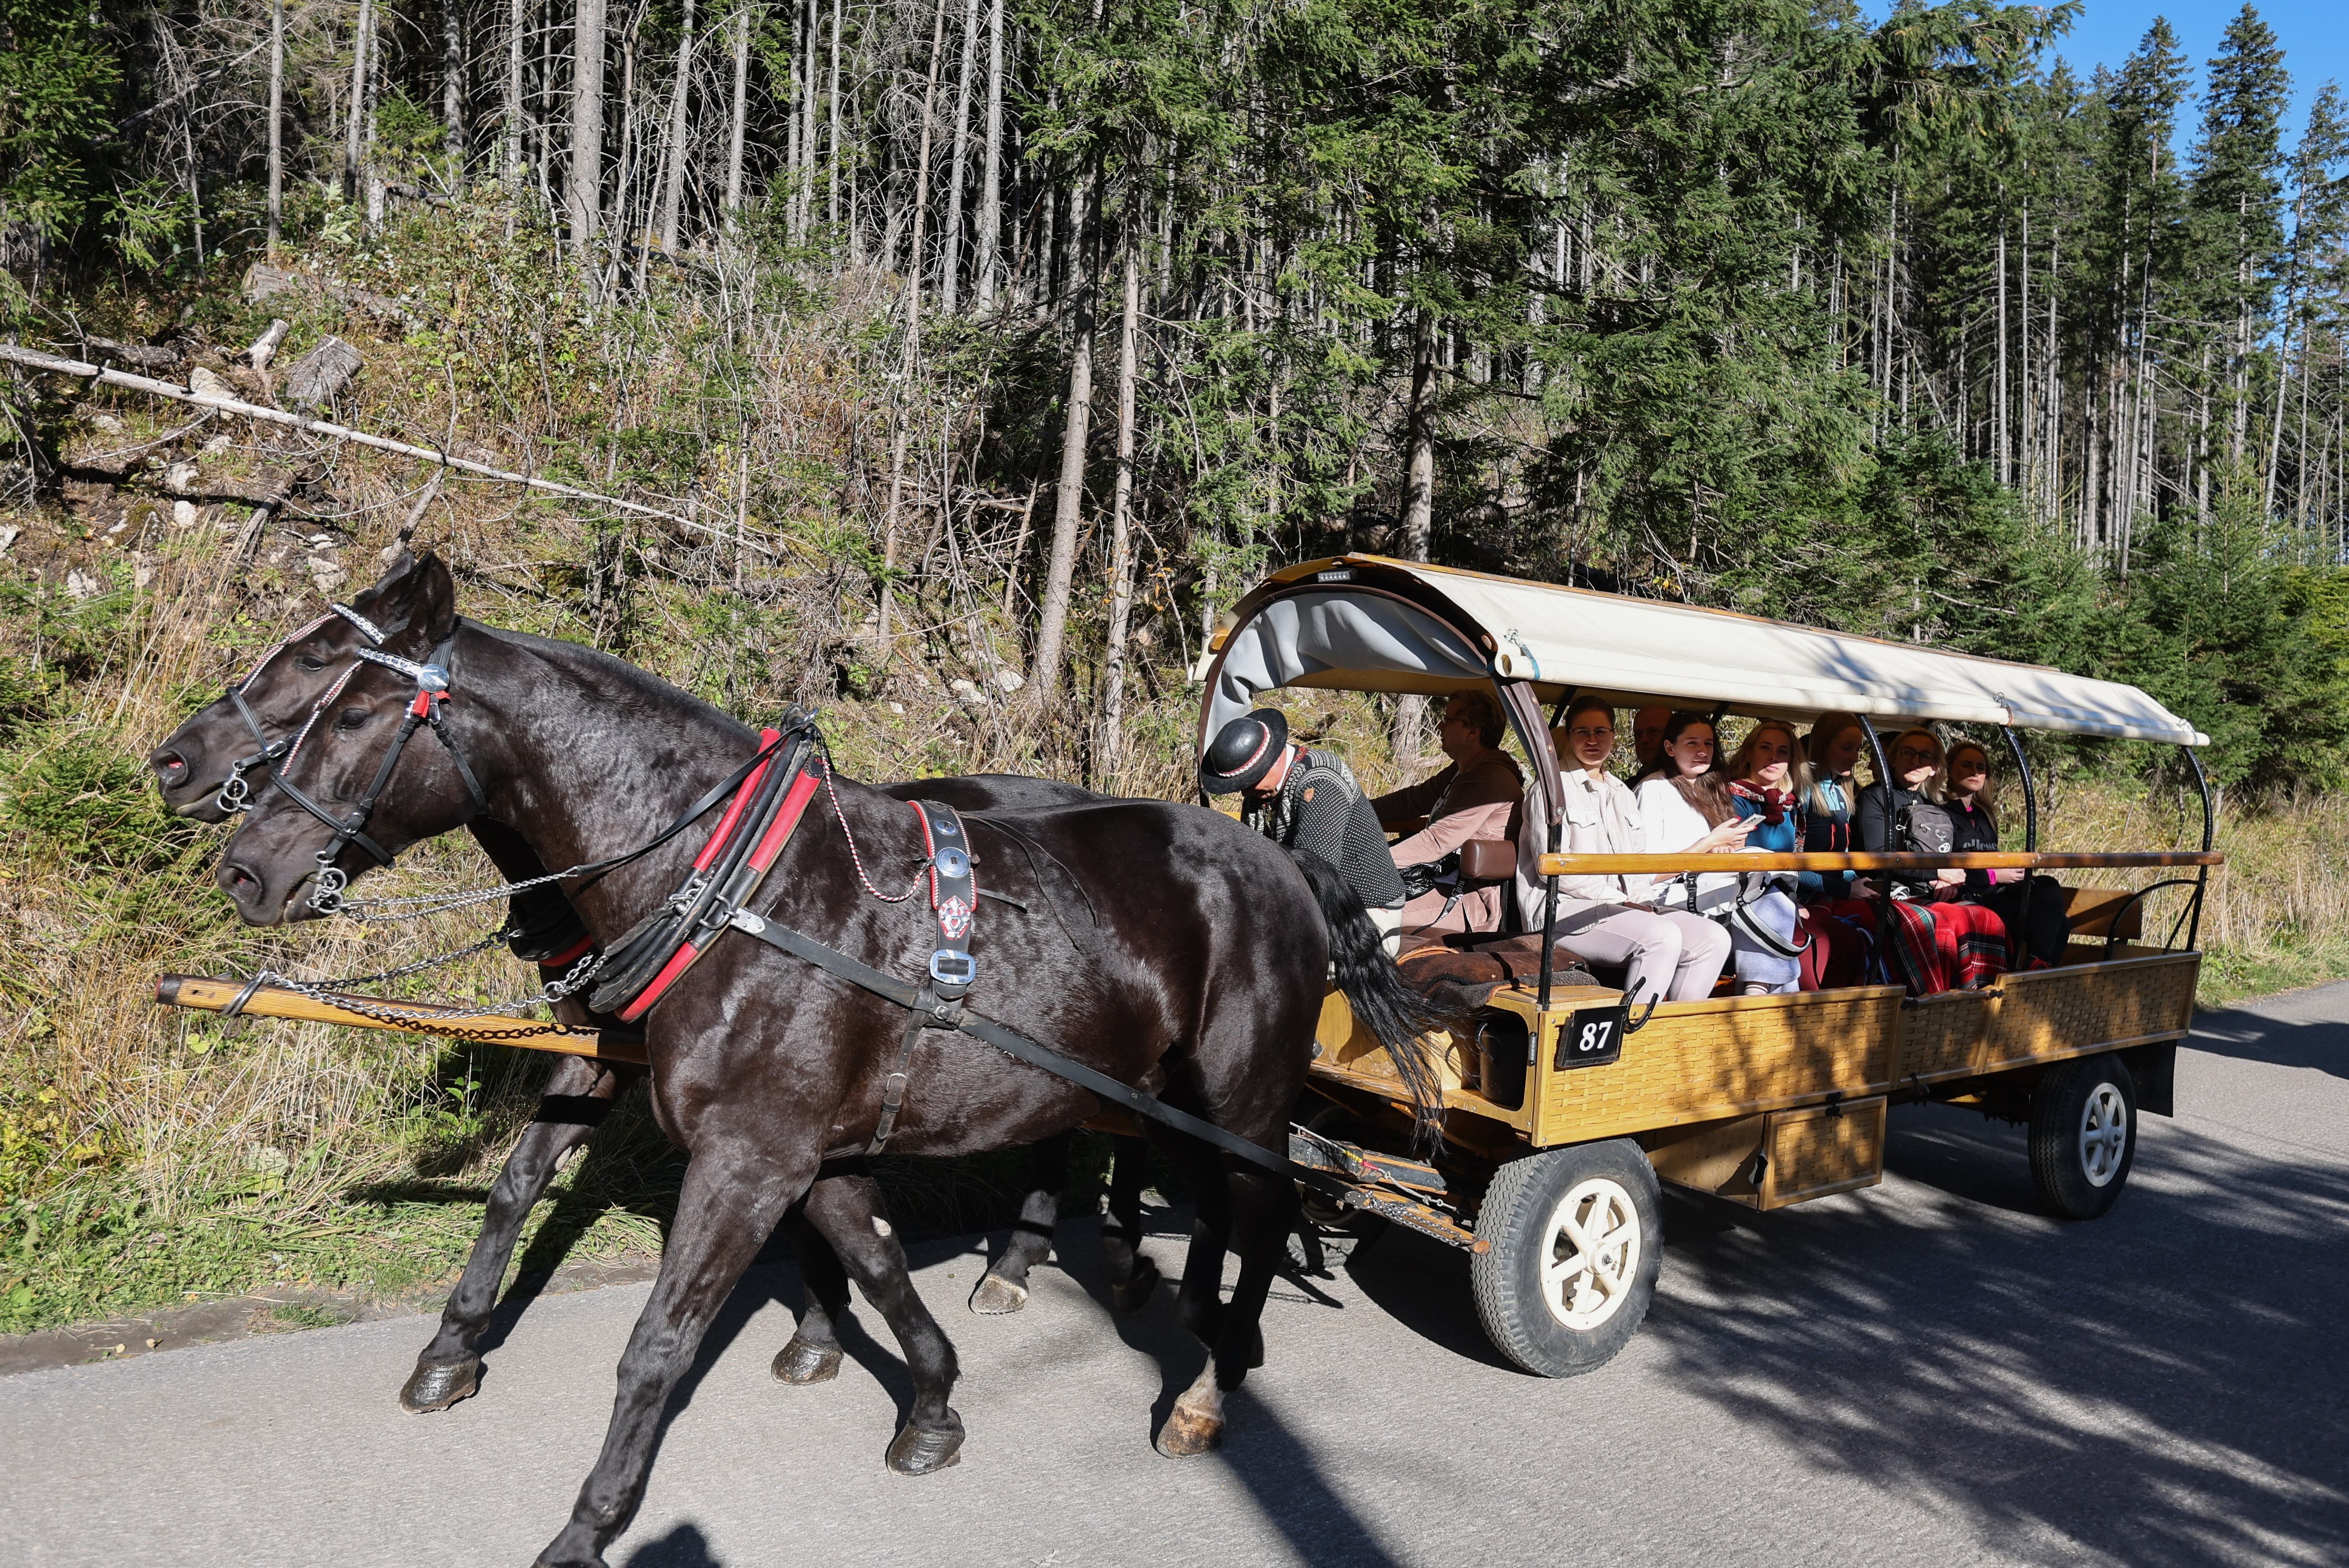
xmin=1155 ymin=1363 xmax=1227 ymax=1457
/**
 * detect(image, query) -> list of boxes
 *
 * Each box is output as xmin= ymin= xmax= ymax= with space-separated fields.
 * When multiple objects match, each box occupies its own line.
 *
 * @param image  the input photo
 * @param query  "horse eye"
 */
xmin=336 ymin=707 xmax=372 ymax=731
xmin=297 ymin=655 xmax=327 ymax=672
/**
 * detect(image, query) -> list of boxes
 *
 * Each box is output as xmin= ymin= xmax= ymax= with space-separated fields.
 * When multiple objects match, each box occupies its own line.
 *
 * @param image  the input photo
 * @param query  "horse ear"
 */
xmin=352 ymin=549 xmax=457 ymax=648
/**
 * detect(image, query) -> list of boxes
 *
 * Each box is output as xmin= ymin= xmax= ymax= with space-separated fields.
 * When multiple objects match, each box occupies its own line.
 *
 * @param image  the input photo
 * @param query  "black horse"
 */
xmin=152 ymin=629 xmax=1150 ymax=1408
xmin=199 ymin=552 xmax=1437 ymax=1567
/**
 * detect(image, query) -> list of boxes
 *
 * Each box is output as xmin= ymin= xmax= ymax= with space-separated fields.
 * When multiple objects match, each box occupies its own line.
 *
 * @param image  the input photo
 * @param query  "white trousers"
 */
xmin=1551 ymin=903 xmax=1732 ymax=1005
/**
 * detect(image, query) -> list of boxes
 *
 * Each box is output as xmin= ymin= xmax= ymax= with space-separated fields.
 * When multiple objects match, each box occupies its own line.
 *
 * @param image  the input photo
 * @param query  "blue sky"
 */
xmin=2039 ymin=0 xmax=2340 ymax=145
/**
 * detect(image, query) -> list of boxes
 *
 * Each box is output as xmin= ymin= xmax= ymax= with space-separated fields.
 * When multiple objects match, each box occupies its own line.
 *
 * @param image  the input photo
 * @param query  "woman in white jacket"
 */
xmin=1542 ymin=697 xmax=1735 ymax=1006
xmin=1632 ymin=712 xmax=1752 ymax=921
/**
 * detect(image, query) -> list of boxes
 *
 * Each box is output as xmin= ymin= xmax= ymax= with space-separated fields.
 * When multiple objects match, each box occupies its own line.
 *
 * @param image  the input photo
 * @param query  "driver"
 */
xmin=1201 ymin=708 xmax=1408 ymax=952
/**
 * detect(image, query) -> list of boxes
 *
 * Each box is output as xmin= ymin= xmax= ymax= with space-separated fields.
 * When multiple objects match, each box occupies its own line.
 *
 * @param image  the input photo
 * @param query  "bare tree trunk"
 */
xmin=875 ymin=0 xmax=954 ymax=652
xmin=504 ymin=0 xmax=527 ymax=187
xmin=569 ymin=0 xmax=610 ymax=252
xmin=826 ymin=0 xmax=841 ymax=234
xmin=1393 ymin=303 xmax=1438 ymax=763
xmin=656 ymin=0 xmax=693 ymax=251
xmin=724 ymin=5 xmax=750 ymax=222
xmin=797 ymin=0 xmax=817 ymax=240
xmin=938 ymin=0 xmax=980 ymax=313
xmin=445 ymin=0 xmax=467 ymax=189
xmin=1030 ymin=169 xmax=1102 ymax=707
xmin=972 ymin=0 xmax=1004 ymax=312
xmin=267 ymin=0 xmax=285 ymax=248
xmin=1097 ymin=213 xmax=1143 ymax=786
xmin=1995 ymin=204 xmax=2009 ymax=487
xmin=344 ymin=0 xmax=375 ymax=204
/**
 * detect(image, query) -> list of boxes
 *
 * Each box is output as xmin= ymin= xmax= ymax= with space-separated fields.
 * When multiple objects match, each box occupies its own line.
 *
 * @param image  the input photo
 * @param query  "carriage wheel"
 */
xmin=1470 ymin=1139 xmax=1661 ymax=1377
xmin=2029 ymin=1054 xmax=2138 ymax=1220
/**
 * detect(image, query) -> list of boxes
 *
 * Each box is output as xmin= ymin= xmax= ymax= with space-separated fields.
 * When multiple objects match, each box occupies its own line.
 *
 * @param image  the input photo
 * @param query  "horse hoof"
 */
xmin=1111 ymin=1256 xmax=1160 ymax=1314
xmin=1155 ymin=1402 xmax=1223 ymax=1458
xmin=969 ymin=1273 xmax=1029 ymax=1314
xmin=771 ymin=1336 xmax=843 ymax=1385
xmin=886 ymin=1420 xmax=965 ymax=1475
xmin=399 ymin=1356 xmax=480 ymax=1413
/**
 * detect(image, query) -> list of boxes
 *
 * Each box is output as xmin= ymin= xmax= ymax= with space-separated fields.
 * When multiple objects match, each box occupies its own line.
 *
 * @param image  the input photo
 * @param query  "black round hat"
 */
xmin=1200 ymin=709 xmax=1289 ymax=795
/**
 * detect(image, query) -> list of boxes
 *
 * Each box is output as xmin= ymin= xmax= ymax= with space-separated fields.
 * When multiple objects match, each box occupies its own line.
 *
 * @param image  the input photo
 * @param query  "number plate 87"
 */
xmin=1554 ymin=1005 xmax=1629 ymax=1070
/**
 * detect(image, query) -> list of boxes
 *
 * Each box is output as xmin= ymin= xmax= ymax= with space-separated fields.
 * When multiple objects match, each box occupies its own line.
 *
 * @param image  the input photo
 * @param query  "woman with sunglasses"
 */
xmin=1856 ymin=727 xmax=1953 ymax=898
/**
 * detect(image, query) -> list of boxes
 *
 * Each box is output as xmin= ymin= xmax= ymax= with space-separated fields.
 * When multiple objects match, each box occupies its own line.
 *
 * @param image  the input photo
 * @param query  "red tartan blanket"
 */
xmin=1885 ymin=897 xmax=2008 ymax=995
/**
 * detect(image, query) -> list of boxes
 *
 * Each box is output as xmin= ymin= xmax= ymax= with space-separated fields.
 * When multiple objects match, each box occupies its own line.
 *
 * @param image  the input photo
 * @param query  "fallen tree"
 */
xmin=0 ymin=342 xmax=759 ymax=552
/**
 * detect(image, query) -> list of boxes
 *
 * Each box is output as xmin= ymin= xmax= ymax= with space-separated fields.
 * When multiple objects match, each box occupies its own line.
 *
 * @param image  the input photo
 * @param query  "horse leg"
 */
xmin=1100 ymin=1133 xmax=1160 ymax=1312
xmin=972 ymin=1131 xmax=1070 ymax=1314
xmin=1152 ymin=1134 xmax=1236 ymax=1456
xmin=770 ymin=1199 xmax=850 ymax=1385
xmin=1160 ymin=1165 xmax=1289 ymax=1458
xmin=401 ymin=1057 xmax=639 ymax=1413
xmin=798 ymin=1168 xmax=966 ymax=1474
xmin=533 ymin=1144 xmax=809 ymax=1568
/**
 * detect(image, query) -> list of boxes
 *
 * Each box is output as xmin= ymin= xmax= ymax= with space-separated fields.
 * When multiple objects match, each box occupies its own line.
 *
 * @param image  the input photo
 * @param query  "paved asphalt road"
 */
xmin=5 ymin=987 xmax=2347 ymax=1568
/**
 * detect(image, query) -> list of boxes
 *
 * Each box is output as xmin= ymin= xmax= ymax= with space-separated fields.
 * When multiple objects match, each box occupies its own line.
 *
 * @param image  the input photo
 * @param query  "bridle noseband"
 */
xmin=223 ymin=602 xmax=487 ymax=914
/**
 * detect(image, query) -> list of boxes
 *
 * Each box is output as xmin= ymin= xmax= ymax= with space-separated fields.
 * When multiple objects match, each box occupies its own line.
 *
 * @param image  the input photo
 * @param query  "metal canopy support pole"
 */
xmin=2001 ymin=724 xmax=2042 ymax=967
xmin=2000 ymin=726 xmax=2038 ymax=852
xmin=1511 ymin=682 xmax=1572 ymax=1015
xmin=1857 ymin=715 xmax=1898 ymax=985
xmin=2184 ymin=745 xmax=2216 ymax=950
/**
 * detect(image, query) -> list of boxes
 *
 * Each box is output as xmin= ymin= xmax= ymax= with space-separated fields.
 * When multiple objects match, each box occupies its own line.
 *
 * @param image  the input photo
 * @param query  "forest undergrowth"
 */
xmin=3 ymin=222 xmax=2345 ymax=1340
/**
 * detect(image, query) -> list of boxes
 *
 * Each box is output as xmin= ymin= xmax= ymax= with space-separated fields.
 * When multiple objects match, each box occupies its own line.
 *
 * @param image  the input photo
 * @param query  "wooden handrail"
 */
xmin=155 ymin=975 xmax=650 ymax=1064
xmin=1536 ymin=850 xmax=2222 ymax=877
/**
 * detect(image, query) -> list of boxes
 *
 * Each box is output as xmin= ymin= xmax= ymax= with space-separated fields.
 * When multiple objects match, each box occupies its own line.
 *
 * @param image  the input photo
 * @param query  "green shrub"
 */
xmin=0 ymin=736 xmax=193 ymax=871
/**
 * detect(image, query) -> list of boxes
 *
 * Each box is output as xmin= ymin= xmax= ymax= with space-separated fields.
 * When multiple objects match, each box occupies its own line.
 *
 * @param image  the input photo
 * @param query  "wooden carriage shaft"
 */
xmin=1535 ymin=850 xmax=2222 ymax=877
xmin=155 ymin=975 xmax=651 ymax=1064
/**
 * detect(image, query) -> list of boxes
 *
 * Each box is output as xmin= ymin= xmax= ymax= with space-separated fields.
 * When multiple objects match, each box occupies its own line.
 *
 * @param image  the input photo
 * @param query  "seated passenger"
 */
xmin=1375 ymin=690 xmax=1524 ymax=934
xmin=1629 ymin=706 xmax=1672 ymax=779
xmin=1943 ymin=741 xmax=2070 ymax=968
xmin=1720 ymin=720 xmax=1809 ymax=995
xmin=1631 ymin=712 xmax=1752 ymax=920
xmin=1857 ymin=727 xmax=2007 ymax=992
xmin=1801 ymin=711 xmax=1866 ymax=904
xmin=1542 ymin=697 xmax=1732 ymax=1006
xmin=1856 ymin=727 xmax=1952 ymax=900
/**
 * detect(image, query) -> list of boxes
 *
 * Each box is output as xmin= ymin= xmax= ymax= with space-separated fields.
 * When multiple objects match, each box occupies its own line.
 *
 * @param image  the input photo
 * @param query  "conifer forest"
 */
xmin=5 ymin=0 xmax=2349 ymax=1328
xmin=7 ymin=0 xmax=2349 ymax=779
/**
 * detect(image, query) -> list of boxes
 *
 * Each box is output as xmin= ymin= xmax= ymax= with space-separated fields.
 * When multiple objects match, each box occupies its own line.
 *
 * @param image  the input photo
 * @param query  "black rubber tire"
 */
xmin=1469 ymin=1139 xmax=1662 ymax=1377
xmin=2028 ymin=1054 xmax=2138 ymax=1220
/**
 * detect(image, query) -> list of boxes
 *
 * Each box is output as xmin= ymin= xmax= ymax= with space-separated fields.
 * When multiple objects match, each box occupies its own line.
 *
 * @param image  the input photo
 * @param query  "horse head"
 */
xmin=150 ymin=550 xmax=461 ymax=823
xmin=213 ymin=549 xmax=478 ymax=925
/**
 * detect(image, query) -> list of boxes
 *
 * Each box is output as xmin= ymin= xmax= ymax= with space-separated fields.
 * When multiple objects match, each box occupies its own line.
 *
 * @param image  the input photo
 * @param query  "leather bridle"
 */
xmin=222 ymin=602 xmax=486 ymax=913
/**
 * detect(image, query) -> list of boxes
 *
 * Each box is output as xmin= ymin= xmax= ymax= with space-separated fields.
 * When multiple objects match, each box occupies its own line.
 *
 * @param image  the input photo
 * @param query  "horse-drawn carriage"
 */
xmin=1195 ymin=555 xmax=2216 ymax=1374
xmin=149 ymin=550 xmax=2216 ymax=1560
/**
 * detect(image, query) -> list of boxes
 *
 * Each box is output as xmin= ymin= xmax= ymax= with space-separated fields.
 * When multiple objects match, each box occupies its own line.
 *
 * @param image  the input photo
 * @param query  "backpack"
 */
xmin=1896 ymin=798 xmax=1956 ymax=856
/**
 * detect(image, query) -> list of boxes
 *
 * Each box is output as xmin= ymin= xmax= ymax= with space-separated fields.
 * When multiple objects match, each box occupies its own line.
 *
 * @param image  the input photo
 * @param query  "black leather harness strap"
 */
xmin=726 ymin=907 xmax=1346 ymax=1196
xmin=866 ymin=801 xmax=978 ymax=1154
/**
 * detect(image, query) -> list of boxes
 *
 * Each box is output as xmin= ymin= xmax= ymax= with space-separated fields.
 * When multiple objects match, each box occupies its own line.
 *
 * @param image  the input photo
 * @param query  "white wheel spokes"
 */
xmin=1539 ymin=1178 xmax=1642 ymax=1331
xmin=2079 ymin=1082 xmax=2128 ymax=1186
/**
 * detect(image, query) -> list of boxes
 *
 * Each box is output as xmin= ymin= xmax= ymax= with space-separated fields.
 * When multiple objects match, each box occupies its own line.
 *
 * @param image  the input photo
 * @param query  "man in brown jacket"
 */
xmin=1373 ymin=690 xmax=1523 ymax=934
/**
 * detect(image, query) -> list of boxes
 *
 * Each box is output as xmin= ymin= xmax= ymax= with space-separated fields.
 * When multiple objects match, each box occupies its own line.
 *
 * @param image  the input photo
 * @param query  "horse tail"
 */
xmin=1293 ymin=854 xmax=1451 ymax=1143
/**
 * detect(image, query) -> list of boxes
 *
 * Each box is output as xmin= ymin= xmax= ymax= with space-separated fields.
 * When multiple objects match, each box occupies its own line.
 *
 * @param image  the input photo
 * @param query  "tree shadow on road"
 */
xmin=2187 ymin=1000 xmax=2349 ymax=1080
xmin=1642 ymin=1100 xmax=2349 ymax=1566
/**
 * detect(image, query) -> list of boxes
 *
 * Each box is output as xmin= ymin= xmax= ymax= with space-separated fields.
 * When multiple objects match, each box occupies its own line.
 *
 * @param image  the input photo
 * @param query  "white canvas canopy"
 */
xmin=1199 ymin=557 xmax=2206 ymax=747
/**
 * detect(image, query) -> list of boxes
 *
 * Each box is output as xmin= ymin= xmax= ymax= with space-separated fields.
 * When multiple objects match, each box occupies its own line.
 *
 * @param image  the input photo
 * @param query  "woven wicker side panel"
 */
xmin=1986 ymin=954 xmax=2199 ymax=1070
xmin=1762 ymin=1098 xmax=1889 ymax=1209
xmin=1535 ymin=990 xmax=1901 ymax=1144
xmin=1899 ymin=992 xmax=1999 ymax=1084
